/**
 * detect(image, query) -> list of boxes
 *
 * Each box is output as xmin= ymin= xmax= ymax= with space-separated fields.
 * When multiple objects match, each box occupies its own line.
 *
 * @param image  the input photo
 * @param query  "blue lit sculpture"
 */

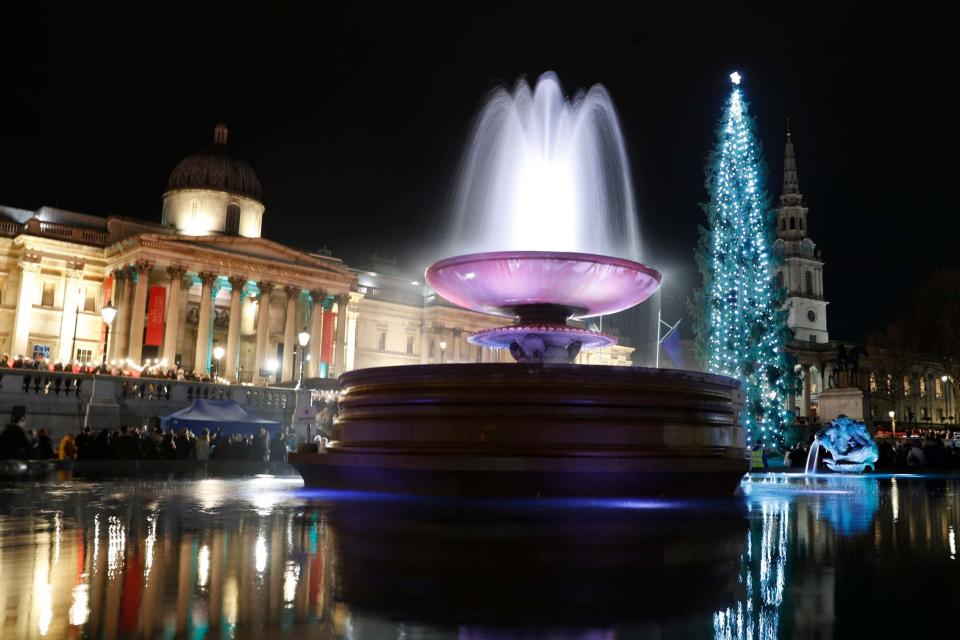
xmin=816 ymin=416 xmax=879 ymax=473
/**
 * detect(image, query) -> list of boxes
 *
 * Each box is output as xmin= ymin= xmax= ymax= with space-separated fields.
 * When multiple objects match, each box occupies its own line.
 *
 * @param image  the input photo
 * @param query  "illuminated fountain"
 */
xmin=290 ymin=73 xmax=747 ymax=497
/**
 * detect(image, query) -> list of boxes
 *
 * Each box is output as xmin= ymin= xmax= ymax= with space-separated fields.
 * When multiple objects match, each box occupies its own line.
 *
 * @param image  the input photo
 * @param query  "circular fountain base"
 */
xmin=289 ymin=364 xmax=748 ymax=498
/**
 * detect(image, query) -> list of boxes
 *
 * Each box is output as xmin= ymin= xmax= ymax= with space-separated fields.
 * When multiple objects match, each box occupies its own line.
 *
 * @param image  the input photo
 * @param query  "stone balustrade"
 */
xmin=0 ymin=369 xmax=310 ymax=432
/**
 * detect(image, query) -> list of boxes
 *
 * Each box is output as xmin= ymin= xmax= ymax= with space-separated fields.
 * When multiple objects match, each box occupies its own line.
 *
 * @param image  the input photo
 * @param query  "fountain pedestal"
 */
xmin=289 ymin=363 xmax=748 ymax=497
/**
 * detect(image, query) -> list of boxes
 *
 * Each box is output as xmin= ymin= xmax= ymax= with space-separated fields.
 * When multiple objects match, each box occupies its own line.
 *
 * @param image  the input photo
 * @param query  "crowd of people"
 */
xmin=777 ymin=433 xmax=960 ymax=470
xmin=0 ymin=419 xmax=296 ymax=463
xmin=1 ymin=353 xmax=217 ymax=382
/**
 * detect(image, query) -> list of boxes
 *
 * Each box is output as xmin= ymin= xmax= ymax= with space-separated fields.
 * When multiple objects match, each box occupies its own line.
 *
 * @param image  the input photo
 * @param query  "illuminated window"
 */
xmin=903 ymin=376 xmax=912 ymax=396
xmin=886 ymin=374 xmax=893 ymax=395
xmin=225 ymin=203 xmax=241 ymax=234
xmin=76 ymin=348 xmax=92 ymax=363
xmin=936 ymin=377 xmax=943 ymax=399
xmin=920 ymin=377 xmax=926 ymax=398
xmin=870 ymin=372 xmax=878 ymax=393
xmin=190 ymin=199 xmax=200 ymax=222
xmin=32 ymin=344 xmax=50 ymax=360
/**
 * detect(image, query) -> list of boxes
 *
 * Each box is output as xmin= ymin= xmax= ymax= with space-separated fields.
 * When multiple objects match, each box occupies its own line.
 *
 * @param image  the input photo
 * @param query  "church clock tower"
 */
xmin=773 ymin=123 xmax=829 ymax=344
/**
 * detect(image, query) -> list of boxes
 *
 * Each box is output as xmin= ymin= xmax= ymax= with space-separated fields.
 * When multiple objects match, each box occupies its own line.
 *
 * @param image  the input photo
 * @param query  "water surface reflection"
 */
xmin=1 ymin=474 xmax=959 ymax=638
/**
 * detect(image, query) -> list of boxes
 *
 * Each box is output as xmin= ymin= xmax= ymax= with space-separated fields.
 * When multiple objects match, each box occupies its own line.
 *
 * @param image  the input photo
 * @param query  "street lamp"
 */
xmin=100 ymin=303 xmax=118 ymax=367
xmin=297 ymin=327 xmax=310 ymax=389
xmin=888 ymin=409 xmax=897 ymax=434
xmin=212 ymin=345 xmax=225 ymax=380
xmin=439 ymin=339 xmax=447 ymax=363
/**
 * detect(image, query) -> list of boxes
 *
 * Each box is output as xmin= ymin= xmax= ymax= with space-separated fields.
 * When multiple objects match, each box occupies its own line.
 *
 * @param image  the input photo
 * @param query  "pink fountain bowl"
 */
xmin=425 ymin=251 xmax=662 ymax=319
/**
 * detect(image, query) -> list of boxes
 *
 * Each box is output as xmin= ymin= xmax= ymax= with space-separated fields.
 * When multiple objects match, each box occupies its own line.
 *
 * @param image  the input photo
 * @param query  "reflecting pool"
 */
xmin=1 ymin=474 xmax=959 ymax=639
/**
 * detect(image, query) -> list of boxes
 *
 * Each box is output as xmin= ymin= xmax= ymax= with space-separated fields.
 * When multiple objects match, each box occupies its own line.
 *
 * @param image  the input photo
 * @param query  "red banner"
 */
xmin=145 ymin=285 xmax=166 ymax=346
xmin=321 ymin=309 xmax=335 ymax=365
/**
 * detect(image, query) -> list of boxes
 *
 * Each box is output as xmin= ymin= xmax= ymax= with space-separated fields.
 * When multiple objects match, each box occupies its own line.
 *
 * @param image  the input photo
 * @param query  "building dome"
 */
xmin=166 ymin=124 xmax=262 ymax=202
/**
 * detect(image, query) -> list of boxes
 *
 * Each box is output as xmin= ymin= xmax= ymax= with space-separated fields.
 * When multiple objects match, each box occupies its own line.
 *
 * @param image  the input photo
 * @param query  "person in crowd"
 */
xmin=751 ymin=442 xmax=766 ymax=470
xmin=58 ymin=432 xmax=78 ymax=460
xmin=0 ymin=419 xmax=31 ymax=459
xmin=0 ymin=353 xmax=10 ymax=367
xmin=35 ymin=428 xmax=56 ymax=459
xmin=193 ymin=429 xmax=210 ymax=462
xmin=906 ymin=440 xmax=926 ymax=468
xmin=175 ymin=428 xmax=194 ymax=459
xmin=112 ymin=425 xmax=143 ymax=459
xmin=270 ymin=431 xmax=288 ymax=462
xmin=74 ymin=426 xmax=93 ymax=459
xmin=160 ymin=430 xmax=177 ymax=459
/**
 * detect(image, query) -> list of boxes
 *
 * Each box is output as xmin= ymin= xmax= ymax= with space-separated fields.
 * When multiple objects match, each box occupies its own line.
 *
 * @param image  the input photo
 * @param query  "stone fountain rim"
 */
xmin=427 ymin=250 xmax=663 ymax=283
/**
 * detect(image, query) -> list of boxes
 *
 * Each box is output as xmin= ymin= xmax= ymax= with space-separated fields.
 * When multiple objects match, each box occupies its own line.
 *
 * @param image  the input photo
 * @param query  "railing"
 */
xmin=0 ymin=218 xmax=112 ymax=246
xmin=0 ymin=370 xmax=309 ymax=431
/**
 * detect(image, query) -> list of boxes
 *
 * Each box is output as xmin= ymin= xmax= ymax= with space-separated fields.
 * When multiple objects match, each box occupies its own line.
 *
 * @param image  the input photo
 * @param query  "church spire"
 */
xmin=782 ymin=118 xmax=800 ymax=197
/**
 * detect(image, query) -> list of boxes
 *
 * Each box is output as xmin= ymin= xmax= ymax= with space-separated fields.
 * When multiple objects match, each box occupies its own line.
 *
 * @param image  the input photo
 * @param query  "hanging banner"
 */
xmin=320 ymin=309 xmax=335 ymax=366
xmin=100 ymin=276 xmax=114 ymax=347
xmin=144 ymin=285 xmax=167 ymax=346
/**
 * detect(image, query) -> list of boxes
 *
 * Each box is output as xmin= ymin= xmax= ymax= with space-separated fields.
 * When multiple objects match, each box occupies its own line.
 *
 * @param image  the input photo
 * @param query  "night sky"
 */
xmin=2 ymin=3 xmax=955 ymax=343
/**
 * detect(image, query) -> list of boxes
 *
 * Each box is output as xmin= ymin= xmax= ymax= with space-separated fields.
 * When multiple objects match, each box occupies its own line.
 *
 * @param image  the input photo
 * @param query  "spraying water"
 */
xmin=805 ymin=437 xmax=821 ymax=475
xmin=445 ymin=71 xmax=643 ymax=261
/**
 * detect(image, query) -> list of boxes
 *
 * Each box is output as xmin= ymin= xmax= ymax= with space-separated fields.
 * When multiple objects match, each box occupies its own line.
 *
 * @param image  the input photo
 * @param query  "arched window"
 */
xmin=920 ymin=377 xmax=927 ymax=398
xmin=780 ymin=218 xmax=786 ymax=231
xmin=903 ymin=375 xmax=912 ymax=396
xmin=190 ymin=199 xmax=200 ymax=223
xmin=225 ymin=203 xmax=241 ymax=234
xmin=805 ymin=271 xmax=813 ymax=295
xmin=790 ymin=217 xmax=796 ymax=230
xmin=869 ymin=372 xmax=878 ymax=393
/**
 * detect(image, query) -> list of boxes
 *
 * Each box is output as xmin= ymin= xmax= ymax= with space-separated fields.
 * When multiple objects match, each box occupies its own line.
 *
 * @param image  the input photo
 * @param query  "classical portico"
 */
xmin=102 ymin=233 xmax=354 ymax=382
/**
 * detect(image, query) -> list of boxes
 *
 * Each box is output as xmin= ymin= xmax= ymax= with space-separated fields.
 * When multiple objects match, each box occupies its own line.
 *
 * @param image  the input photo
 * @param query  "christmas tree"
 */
xmin=692 ymin=72 xmax=795 ymax=448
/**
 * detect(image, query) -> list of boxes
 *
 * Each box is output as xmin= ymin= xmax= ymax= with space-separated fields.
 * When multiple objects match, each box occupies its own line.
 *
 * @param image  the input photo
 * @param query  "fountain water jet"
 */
xmin=289 ymin=72 xmax=748 ymax=497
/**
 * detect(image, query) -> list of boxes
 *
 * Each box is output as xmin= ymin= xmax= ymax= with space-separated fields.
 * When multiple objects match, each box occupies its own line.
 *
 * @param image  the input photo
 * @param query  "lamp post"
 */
xmin=439 ymin=339 xmax=447 ymax=363
xmin=888 ymin=409 xmax=896 ymax=435
xmin=70 ymin=287 xmax=83 ymax=365
xmin=213 ymin=345 xmax=225 ymax=380
xmin=100 ymin=303 xmax=118 ymax=368
xmin=297 ymin=327 xmax=310 ymax=389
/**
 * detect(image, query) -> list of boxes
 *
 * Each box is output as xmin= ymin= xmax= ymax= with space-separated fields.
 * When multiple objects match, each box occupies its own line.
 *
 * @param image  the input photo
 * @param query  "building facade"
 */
xmin=778 ymin=128 xmax=958 ymax=429
xmin=0 ymin=125 xmax=632 ymax=383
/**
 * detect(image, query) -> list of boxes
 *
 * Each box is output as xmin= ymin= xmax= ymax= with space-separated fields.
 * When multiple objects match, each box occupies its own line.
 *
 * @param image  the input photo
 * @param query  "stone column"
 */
xmin=193 ymin=272 xmax=217 ymax=374
xmin=161 ymin=266 xmax=187 ymax=366
xmin=111 ymin=268 xmax=135 ymax=361
xmin=127 ymin=260 xmax=153 ymax=364
xmin=333 ymin=293 xmax=349 ymax=376
xmin=308 ymin=290 xmax=326 ymax=378
xmin=345 ymin=304 xmax=359 ymax=372
xmin=56 ymin=268 xmax=84 ymax=362
xmin=254 ymin=282 xmax=275 ymax=379
xmin=452 ymin=328 xmax=462 ymax=363
xmin=11 ymin=260 xmax=41 ymax=357
xmin=282 ymin=285 xmax=299 ymax=382
xmin=419 ymin=322 xmax=430 ymax=364
xmin=800 ymin=365 xmax=811 ymax=418
xmin=225 ymin=276 xmax=247 ymax=380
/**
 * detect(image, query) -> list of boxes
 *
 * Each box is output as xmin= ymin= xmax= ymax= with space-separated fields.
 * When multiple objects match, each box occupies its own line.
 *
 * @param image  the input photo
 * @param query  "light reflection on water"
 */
xmin=0 ymin=474 xmax=958 ymax=639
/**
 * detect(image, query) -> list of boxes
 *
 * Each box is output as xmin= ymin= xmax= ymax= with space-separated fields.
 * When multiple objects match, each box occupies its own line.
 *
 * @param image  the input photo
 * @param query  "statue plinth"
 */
xmin=818 ymin=387 xmax=867 ymax=424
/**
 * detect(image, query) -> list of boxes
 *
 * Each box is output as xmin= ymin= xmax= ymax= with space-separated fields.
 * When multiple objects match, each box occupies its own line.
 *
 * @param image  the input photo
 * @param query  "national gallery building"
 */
xmin=0 ymin=125 xmax=632 ymax=384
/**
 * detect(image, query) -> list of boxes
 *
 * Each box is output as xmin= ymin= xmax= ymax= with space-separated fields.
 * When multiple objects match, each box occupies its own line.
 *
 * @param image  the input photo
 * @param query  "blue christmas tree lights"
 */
xmin=693 ymin=72 xmax=795 ymax=448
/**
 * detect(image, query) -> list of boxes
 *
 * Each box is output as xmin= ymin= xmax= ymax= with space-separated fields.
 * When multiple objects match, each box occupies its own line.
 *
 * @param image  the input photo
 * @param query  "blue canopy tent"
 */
xmin=160 ymin=399 xmax=282 ymax=436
